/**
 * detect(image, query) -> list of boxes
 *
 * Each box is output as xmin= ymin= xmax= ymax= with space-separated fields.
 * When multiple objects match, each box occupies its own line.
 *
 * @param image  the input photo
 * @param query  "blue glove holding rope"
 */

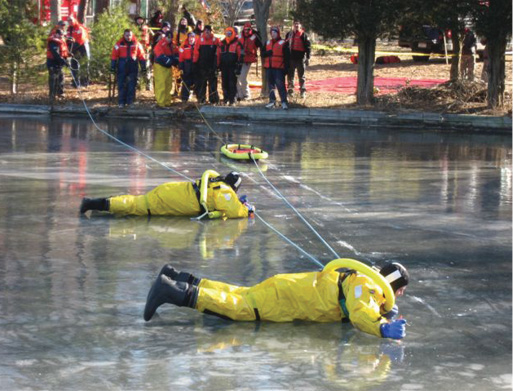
xmin=380 ymin=319 xmax=407 ymax=339
xmin=382 ymin=304 xmax=399 ymax=320
xmin=239 ymin=195 xmax=247 ymax=204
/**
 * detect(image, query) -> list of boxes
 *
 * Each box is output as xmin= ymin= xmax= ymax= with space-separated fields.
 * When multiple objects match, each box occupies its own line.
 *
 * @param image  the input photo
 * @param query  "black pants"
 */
xmin=48 ymin=65 xmax=64 ymax=98
xmin=221 ymin=65 xmax=237 ymax=104
xmin=287 ymin=57 xmax=306 ymax=92
xmin=180 ymin=71 xmax=195 ymax=102
xmin=196 ymin=69 xmax=219 ymax=104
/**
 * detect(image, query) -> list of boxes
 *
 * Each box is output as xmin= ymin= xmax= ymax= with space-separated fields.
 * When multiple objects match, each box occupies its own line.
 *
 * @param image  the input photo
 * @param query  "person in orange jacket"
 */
xmin=66 ymin=15 xmax=90 ymax=87
xmin=49 ymin=20 xmax=67 ymax=39
xmin=262 ymin=26 xmax=290 ymax=110
xmin=173 ymin=16 xmax=193 ymax=97
xmin=178 ymin=32 xmax=197 ymax=102
xmin=110 ymin=29 xmax=147 ymax=108
xmin=193 ymin=25 xmax=220 ymax=104
xmin=153 ymin=31 xmax=179 ymax=107
xmin=134 ymin=15 xmax=154 ymax=91
xmin=236 ymin=22 xmax=262 ymax=101
xmin=46 ymin=29 xmax=69 ymax=99
xmin=285 ymin=19 xmax=311 ymax=99
xmin=218 ymin=27 xmax=243 ymax=105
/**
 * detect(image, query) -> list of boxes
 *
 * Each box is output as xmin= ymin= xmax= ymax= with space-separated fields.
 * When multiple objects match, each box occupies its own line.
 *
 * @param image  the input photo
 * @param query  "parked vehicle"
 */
xmin=398 ymin=24 xmax=452 ymax=62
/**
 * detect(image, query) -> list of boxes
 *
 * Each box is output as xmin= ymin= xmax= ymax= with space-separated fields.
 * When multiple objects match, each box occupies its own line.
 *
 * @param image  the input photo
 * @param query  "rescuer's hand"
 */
xmin=380 ymin=319 xmax=406 ymax=340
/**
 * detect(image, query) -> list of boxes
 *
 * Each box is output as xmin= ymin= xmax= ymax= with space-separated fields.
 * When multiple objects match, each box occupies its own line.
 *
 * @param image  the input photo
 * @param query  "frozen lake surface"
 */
xmin=0 ymin=115 xmax=511 ymax=390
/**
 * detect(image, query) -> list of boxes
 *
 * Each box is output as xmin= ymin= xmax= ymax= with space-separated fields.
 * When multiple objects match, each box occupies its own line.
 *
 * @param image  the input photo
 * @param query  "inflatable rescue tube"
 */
xmin=323 ymin=258 xmax=395 ymax=312
xmin=200 ymin=170 xmax=222 ymax=219
xmin=221 ymin=144 xmax=268 ymax=161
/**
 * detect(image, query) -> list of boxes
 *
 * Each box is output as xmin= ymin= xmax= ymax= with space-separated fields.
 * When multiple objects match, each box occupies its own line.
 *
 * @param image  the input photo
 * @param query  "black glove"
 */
xmin=304 ymin=58 xmax=310 ymax=67
xmin=235 ymin=64 xmax=242 ymax=76
xmin=263 ymin=50 xmax=273 ymax=58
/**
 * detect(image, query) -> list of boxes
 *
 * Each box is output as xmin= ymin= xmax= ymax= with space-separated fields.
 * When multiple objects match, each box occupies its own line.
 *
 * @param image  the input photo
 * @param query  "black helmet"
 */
xmin=224 ymin=171 xmax=242 ymax=192
xmin=379 ymin=262 xmax=409 ymax=292
xmin=162 ymin=21 xmax=171 ymax=29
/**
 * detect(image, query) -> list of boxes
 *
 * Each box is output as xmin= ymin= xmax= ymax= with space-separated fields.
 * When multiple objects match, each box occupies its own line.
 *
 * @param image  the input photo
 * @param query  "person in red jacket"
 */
xmin=110 ymin=29 xmax=147 ymax=108
xmin=66 ymin=15 xmax=90 ymax=88
xmin=153 ymin=31 xmax=179 ymax=107
xmin=262 ymin=26 xmax=290 ymax=110
xmin=236 ymin=22 xmax=262 ymax=101
xmin=218 ymin=27 xmax=243 ymax=105
xmin=193 ymin=25 xmax=220 ymax=104
xmin=178 ymin=32 xmax=197 ymax=102
xmin=285 ymin=19 xmax=311 ymax=99
xmin=134 ymin=15 xmax=154 ymax=91
xmin=47 ymin=29 xmax=69 ymax=100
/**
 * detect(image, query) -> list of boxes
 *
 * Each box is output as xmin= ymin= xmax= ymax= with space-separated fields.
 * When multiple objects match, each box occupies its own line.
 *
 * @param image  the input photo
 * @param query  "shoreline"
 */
xmin=0 ymin=102 xmax=511 ymax=133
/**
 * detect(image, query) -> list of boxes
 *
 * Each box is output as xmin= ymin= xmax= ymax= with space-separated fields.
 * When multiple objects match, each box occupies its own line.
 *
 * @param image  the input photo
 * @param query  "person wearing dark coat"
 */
xmin=218 ymin=27 xmax=243 ymax=105
xmin=193 ymin=25 xmax=221 ymax=104
xmin=285 ymin=20 xmax=311 ymax=98
xmin=46 ymin=29 xmax=69 ymax=99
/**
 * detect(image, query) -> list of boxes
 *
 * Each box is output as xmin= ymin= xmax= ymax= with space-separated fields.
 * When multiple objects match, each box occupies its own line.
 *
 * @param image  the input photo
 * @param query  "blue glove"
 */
xmin=239 ymin=195 xmax=247 ymax=204
xmin=380 ymin=319 xmax=407 ymax=340
xmin=383 ymin=304 xmax=398 ymax=320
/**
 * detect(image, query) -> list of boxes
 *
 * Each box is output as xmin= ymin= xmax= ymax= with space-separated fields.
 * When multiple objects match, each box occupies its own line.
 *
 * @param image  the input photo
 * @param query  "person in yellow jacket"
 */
xmin=79 ymin=171 xmax=253 ymax=218
xmin=143 ymin=261 xmax=410 ymax=339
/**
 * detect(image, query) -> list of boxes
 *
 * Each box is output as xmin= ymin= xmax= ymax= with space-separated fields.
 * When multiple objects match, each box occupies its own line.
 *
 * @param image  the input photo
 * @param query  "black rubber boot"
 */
xmin=80 ymin=197 xmax=110 ymax=214
xmin=143 ymin=274 xmax=198 ymax=321
xmin=159 ymin=264 xmax=201 ymax=285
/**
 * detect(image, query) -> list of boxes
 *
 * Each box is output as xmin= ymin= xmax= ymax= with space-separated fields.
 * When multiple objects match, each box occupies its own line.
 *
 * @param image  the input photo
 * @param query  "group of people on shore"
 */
xmin=46 ymin=7 xmax=312 ymax=110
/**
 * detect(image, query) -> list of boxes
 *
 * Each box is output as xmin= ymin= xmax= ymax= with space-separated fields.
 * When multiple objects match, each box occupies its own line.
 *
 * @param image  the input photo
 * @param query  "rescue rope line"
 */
xmin=254 ymin=211 xmax=323 ymax=267
xmin=250 ymin=155 xmax=341 ymax=260
xmin=67 ymin=63 xmax=193 ymax=182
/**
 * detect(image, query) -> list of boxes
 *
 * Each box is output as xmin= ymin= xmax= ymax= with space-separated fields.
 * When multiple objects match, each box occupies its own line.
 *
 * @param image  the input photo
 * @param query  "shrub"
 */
xmin=0 ymin=0 xmax=47 ymax=93
xmin=89 ymin=3 xmax=133 ymax=83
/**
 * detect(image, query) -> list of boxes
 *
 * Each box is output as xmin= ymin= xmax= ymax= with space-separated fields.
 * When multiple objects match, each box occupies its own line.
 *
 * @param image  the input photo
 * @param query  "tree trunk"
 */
xmin=254 ymin=0 xmax=272 ymax=96
xmin=356 ymin=36 xmax=376 ymax=106
xmin=449 ymin=30 xmax=460 ymax=81
xmin=95 ymin=0 xmax=108 ymax=17
xmin=487 ymin=38 xmax=507 ymax=108
xmin=50 ymin=0 xmax=61 ymax=25
xmin=136 ymin=0 xmax=141 ymax=16
xmin=77 ymin=0 xmax=89 ymax=23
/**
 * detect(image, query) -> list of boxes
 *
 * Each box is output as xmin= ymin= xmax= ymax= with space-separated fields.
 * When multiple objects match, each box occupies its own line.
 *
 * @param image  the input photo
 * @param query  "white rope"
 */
xmin=67 ymin=63 xmax=193 ymax=182
xmin=251 ymin=156 xmax=340 ymax=260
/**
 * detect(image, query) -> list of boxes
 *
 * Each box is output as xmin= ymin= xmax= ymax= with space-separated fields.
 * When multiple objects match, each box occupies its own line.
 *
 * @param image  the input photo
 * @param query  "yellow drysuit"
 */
xmin=195 ymin=271 xmax=389 ymax=337
xmin=109 ymin=180 xmax=249 ymax=218
xmin=153 ymin=63 xmax=173 ymax=107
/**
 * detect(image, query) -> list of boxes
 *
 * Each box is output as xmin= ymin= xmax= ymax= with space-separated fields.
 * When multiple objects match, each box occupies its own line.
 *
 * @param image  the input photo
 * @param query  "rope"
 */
xmin=254 ymin=211 xmax=323 ymax=268
xmin=67 ymin=60 xmax=193 ymax=182
xmin=251 ymin=155 xmax=341 ymax=260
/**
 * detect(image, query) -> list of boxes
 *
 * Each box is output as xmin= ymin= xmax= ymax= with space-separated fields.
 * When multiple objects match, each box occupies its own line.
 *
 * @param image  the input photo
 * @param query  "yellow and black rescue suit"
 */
xmin=109 ymin=180 xmax=249 ymax=218
xmin=195 ymin=270 xmax=389 ymax=338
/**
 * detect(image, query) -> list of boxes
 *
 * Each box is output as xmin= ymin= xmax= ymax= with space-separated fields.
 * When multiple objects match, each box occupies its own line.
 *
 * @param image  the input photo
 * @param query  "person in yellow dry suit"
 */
xmin=79 ymin=171 xmax=253 ymax=218
xmin=143 ymin=261 xmax=410 ymax=339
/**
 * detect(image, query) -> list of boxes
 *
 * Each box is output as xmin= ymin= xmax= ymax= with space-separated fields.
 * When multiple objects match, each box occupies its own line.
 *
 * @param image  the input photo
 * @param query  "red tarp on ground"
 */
xmin=305 ymin=76 xmax=447 ymax=94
